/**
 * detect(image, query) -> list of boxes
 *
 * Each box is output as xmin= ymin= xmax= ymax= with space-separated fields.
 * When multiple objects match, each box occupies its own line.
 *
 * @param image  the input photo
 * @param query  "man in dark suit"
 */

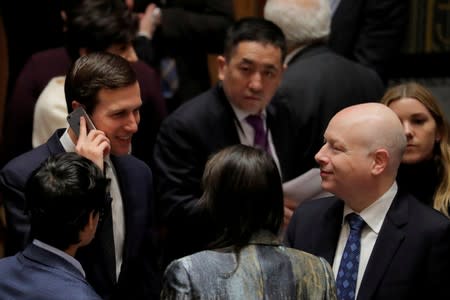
xmin=329 ymin=0 xmax=408 ymax=79
xmin=0 ymin=0 xmax=166 ymax=168
xmin=264 ymin=0 xmax=384 ymax=173
xmin=153 ymin=18 xmax=304 ymax=263
xmin=0 ymin=53 xmax=159 ymax=299
xmin=286 ymin=103 xmax=450 ymax=300
xmin=0 ymin=152 xmax=108 ymax=300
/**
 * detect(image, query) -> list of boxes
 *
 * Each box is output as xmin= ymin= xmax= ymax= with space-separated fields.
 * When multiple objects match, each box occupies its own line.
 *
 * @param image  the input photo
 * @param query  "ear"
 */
xmin=78 ymin=211 xmax=99 ymax=246
xmin=217 ymin=55 xmax=227 ymax=81
xmin=371 ymin=149 xmax=389 ymax=176
xmin=87 ymin=211 xmax=99 ymax=231
xmin=71 ymin=100 xmax=82 ymax=111
xmin=436 ymin=129 xmax=442 ymax=143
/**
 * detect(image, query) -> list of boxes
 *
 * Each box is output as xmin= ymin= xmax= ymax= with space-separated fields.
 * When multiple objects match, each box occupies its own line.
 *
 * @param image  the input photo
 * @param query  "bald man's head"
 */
xmin=315 ymin=103 xmax=406 ymax=210
xmin=330 ymin=103 xmax=407 ymax=170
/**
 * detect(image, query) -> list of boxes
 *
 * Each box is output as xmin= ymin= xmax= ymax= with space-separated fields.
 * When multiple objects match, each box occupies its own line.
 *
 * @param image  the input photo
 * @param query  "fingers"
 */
xmin=75 ymin=121 xmax=110 ymax=171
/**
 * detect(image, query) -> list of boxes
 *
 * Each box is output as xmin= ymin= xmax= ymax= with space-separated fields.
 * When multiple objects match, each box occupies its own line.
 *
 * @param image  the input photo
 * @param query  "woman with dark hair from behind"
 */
xmin=161 ymin=145 xmax=336 ymax=299
xmin=381 ymin=82 xmax=450 ymax=217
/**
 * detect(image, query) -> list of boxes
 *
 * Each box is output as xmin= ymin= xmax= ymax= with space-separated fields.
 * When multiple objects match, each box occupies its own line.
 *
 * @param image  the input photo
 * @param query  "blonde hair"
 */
xmin=381 ymin=82 xmax=450 ymax=217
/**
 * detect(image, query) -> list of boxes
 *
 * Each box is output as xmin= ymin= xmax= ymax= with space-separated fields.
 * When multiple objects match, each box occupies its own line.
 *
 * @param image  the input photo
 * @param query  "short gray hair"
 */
xmin=264 ymin=0 xmax=331 ymax=48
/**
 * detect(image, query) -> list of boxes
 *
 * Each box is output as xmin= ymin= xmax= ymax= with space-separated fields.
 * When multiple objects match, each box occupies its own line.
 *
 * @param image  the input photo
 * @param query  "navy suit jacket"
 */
xmin=0 ymin=129 xmax=160 ymax=299
xmin=274 ymin=45 xmax=384 ymax=171
xmin=285 ymin=192 xmax=450 ymax=300
xmin=153 ymin=84 xmax=304 ymax=262
xmin=0 ymin=244 xmax=101 ymax=300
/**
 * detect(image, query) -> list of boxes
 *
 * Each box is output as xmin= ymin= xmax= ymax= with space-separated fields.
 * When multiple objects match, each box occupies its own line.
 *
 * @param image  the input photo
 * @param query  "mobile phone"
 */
xmin=67 ymin=107 xmax=96 ymax=136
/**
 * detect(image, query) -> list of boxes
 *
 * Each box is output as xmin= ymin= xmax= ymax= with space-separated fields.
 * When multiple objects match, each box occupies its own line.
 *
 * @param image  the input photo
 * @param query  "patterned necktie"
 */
xmin=245 ymin=114 xmax=269 ymax=153
xmin=336 ymin=213 xmax=365 ymax=300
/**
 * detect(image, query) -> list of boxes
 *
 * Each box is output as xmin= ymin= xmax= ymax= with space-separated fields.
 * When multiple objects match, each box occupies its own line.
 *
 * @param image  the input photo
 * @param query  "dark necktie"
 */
xmin=97 ymin=162 xmax=117 ymax=283
xmin=245 ymin=114 xmax=269 ymax=153
xmin=336 ymin=213 xmax=365 ymax=300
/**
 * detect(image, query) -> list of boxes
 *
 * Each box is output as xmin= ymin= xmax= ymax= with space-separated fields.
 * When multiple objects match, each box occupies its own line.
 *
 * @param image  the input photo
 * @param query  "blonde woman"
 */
xmin=381 ymin=82 xmax=450 ymax=216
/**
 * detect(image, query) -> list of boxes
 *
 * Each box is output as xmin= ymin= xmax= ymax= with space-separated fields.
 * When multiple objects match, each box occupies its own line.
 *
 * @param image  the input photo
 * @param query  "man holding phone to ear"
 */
xmin=0 ymin=52 xmax=160 ymax=299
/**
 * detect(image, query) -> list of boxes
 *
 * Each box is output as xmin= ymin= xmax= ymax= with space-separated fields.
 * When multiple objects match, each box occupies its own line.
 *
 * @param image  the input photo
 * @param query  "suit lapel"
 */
xmin=357 ymin=193 xmax=408 ymax=300
xmin=315 ymin=198 xmax=344 ymax=264
xmin=266 ymin=103 xmax=293 ymax=180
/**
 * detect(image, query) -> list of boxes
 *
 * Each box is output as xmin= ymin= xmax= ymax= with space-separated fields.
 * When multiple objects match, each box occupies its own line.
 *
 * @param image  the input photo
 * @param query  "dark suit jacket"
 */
xmin=0 ymin=243 xmax=101 ymax=300
xmin=285 ymin=192 xmax=450 ymax=300
xmin=1 ymin=47 xmax=166 ymax=168
xmin=0 ymin=129 xmax=160 ymax=299
xmin=329 ymin=0 xmax=408 ymax=78
xmin=153 ymin=84 xmax=304 ymax=262
xmin=275 ymin=45 xmax=384 ymax=170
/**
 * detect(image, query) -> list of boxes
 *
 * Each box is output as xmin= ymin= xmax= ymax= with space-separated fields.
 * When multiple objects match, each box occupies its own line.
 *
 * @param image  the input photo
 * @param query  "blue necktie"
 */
xmin=336 ymin=213 xmax=365 ymax=300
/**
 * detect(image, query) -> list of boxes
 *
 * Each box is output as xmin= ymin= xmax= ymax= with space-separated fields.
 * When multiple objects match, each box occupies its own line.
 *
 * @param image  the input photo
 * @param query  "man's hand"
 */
xmin=138 ymin=4 xmax=161 ymax=39
xmin=75 ymin=117 xmax=111 ymax=171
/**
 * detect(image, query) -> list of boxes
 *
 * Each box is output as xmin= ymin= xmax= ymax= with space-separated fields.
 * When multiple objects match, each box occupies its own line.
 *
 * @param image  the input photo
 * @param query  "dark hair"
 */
xmin=25 ymin=152 xmax=110 ymax=250
xmin=223 ymin=17 xmax=287 ymax=63
xmin=200 ymin=145 xmax=284 ymax=250
xmin=64 ymin=0 xmax=138 ymax=60
xmin=65 ymin=52 xmax=137 ymax=113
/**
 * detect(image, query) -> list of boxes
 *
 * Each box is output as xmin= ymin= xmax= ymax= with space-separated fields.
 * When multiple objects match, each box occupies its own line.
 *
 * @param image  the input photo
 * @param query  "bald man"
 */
xmin=286 ymin=103 xmax=450 ymax=300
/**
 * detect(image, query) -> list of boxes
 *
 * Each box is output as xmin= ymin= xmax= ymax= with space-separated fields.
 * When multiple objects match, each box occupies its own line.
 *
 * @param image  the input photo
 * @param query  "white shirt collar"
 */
xmin=33 ymin=239 xmax=86 ymax=277
xmin=342 ymin=182 xmax=398 ymax=234
xmin=284 ymin=45 xmax=307 ymax=65
xmin=228 ymin=101 xmax=267 ymax=123
xmin=60 ymin=128 xmax=76 ymax=152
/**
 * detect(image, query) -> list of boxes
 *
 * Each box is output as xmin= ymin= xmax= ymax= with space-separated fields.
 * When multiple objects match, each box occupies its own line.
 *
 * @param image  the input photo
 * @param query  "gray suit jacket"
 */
xmin=161 ymin=231 xmax=337 ymax=299
xmin=0 ymin=243 xmax=101 ymax=300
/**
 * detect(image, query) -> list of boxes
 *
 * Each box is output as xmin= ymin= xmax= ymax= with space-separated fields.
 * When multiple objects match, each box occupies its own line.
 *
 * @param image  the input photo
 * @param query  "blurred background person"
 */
xmin=129 ymin=0 xmax=234 ymax=111
xmin=0 ymin=152 xmax=109 ymax=300
xmin=161 ymin=145 xmax=336 ymax=299
xmin=328 ymin=0 xmax=408 ymax=81
xmin=381 ymin=82 xmax=450 ymax=217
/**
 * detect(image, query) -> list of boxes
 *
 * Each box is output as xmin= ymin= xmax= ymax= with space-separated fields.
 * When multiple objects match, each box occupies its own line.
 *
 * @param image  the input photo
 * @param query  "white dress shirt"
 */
xmin=332 ymin=182 xmax=398 ymax=297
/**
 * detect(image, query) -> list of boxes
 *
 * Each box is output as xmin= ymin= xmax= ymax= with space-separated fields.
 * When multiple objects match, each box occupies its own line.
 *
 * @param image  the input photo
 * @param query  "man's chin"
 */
xmin=110 ymin=146 xmax=131 ymax=157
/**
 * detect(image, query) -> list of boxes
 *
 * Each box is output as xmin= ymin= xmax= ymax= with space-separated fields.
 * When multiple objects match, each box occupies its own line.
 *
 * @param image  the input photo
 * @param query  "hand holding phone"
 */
xmin=67 ymin=107 xmax=96 ymax=136
xmin=67 ymin=107 xmax=110 ymax=170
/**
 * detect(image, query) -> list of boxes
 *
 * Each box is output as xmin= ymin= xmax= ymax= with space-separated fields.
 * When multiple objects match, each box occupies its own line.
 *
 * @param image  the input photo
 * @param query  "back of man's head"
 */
xmin=223 ymin=17 xmax=287 ymax=63
xmin=64 ymin=52 xmax=137 ymax=114
xmin=25 ymin=152 xmax=110 ymax=251
xmin=64 ymin=0 xmax=138 ymax=59
xmin=264 ymin=0 xmax=331 ymax=49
